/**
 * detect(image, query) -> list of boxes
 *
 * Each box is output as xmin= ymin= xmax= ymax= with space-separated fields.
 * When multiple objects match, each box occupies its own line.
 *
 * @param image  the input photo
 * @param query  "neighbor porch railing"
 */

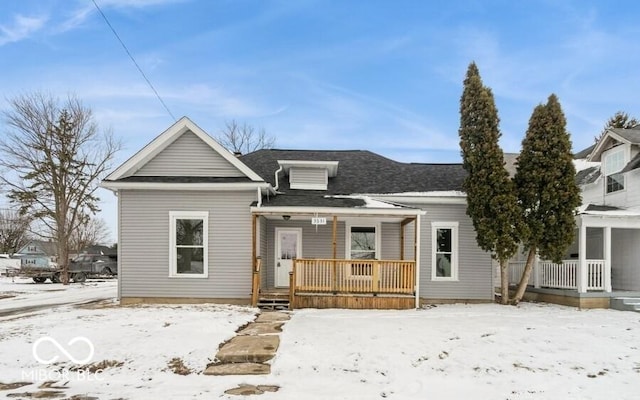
xmin=508 ymin=259 xmax=605 ymax=291
xmin=292 ymin=259 xmax=415 ymax=295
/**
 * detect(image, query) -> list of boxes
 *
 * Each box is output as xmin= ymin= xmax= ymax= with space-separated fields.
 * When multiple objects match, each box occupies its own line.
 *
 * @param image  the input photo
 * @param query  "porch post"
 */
xmin=577 ymin=222 xmax=587 ymax=293
xmin=604 ymin=226 xmax=612 ymax=292
xmin=332 ymin=215 xmax=338 ymax=292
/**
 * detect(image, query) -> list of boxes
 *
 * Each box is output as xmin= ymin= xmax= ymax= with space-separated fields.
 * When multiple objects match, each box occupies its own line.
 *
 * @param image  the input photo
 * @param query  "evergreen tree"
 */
xmin=459 ymin=62 xmax=520 ymax=304
xmin=595 ymin=111 xmax=639 ymax=142
xmin=512 ymin=94 xmax=581 ymax=303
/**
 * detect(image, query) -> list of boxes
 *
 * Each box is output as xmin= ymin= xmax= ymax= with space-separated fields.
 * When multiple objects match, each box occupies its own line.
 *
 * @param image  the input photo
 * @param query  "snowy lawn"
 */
xmin=271 ymin=304 xmax=640 ymax=400
xmin=0 ymin=282 xmax=639 ymax=399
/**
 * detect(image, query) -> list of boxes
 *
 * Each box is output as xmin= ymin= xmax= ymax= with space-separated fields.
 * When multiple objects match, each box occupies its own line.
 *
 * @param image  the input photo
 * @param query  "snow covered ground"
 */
xmin=0 ymin=278 xmax=639 ymax=399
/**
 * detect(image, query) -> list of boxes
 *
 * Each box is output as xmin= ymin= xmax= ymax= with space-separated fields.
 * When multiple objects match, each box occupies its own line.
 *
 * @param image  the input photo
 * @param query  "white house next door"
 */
xmin=275 ymin=228 xmax=302 ymax=287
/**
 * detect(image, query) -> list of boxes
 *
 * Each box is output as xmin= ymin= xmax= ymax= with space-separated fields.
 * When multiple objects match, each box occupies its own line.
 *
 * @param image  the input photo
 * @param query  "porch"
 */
xmin=249 ymin=199 xmax=423 ymax=310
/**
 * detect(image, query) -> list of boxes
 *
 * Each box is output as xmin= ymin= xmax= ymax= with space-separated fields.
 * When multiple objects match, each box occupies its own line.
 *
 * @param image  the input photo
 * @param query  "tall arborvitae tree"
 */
xmin=595 ymin=111 xmax=639 ymax=142
xmin=513 ymin=94 xmax=581 ymax=304
xmin=459 ymin=62 xmax=520 ymax=304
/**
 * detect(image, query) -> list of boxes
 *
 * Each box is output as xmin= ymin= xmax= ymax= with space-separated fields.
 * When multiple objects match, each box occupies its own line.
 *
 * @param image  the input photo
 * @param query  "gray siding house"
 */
xmin=102 ymin=117 xmax=493 ymax=309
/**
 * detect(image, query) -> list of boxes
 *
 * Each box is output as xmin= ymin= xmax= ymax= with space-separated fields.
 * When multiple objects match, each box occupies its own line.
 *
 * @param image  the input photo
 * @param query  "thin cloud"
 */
xmin=0 ymin=14 xmax=48 ymax=46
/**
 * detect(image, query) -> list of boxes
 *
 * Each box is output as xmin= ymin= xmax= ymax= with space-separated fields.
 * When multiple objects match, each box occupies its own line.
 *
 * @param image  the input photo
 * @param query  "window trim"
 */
xmin=169 ymin=211 xmax=209 ymax=278
xmin=604 ymin=147 xmax=626 ymax=194
xmin=431 ymin=221 xmax=459 ymax=281
xmin=345 ymin=222 xmax=381 ymax=260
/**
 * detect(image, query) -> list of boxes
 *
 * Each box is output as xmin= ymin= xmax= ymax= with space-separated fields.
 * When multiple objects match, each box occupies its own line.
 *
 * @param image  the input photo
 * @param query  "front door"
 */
xmin=275 ymin=228 xmax=302 ymax=287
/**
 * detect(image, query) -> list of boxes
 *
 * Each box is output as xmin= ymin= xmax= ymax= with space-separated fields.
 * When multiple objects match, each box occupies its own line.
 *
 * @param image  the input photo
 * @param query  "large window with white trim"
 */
xmin=169 ymin=211 xmax=208 ymax=278
xmin=604 ymin=149 xmax=625 ymax=194
xmin=431 ymin=221 xmax=458 ymax=280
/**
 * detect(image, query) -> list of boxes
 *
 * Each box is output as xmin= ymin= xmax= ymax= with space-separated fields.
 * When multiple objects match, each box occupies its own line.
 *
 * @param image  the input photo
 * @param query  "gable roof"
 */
xmin=105 ymin=116 xmax=263 ymax=182
xmin=240 ymin=149 xmax=466 ymax=195
xmin=589 ymin=126 xmax=640 ymax=162
xmin=18 ymin=240 xmax=57 ymax=256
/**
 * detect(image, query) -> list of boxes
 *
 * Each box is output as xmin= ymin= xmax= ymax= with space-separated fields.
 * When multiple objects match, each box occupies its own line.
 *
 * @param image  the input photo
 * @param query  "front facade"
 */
xmin=102 ymin=117 xmax=493 ymax=308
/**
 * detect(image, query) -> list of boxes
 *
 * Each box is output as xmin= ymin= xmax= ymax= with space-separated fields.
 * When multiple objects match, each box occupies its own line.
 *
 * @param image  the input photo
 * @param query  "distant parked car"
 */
xmin=68 ymin=253 xmax=118 ymax=282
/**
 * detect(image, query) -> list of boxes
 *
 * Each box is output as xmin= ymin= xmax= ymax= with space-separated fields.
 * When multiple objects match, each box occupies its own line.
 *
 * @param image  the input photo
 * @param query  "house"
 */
xmin=101 ymin=117 xmax=493 ymax=309
xmin=508 ymin=126 xmax=640 ymax=308
xmin=16 ymin=240 xmax=58 ymax=269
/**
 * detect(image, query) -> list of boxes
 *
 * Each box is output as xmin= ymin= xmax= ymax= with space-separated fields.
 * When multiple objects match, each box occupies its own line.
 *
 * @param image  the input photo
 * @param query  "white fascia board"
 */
xmin=277 ymin=160 xmax=339 ymax=177
xmin=589 ymin=130 xmax=631 ymax=162
xmin=251 ymin=205 xmax=425 ymax=217
xmin=101 ymin=181 xmax=271 ymax=191
xmin=579 ymin=213 xmax=640 ymax=229
xmin=106 ymin=117 xmax=263 ymax=182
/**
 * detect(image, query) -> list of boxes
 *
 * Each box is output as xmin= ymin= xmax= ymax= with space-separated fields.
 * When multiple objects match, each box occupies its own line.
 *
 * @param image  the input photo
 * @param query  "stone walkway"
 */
xmin=204 ymin=311 xmax=290 ymax=376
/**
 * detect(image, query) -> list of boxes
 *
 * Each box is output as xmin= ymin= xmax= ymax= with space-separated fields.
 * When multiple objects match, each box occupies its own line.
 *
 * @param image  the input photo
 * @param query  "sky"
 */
xmin=1 ymin=0 xmax=640 ymax=243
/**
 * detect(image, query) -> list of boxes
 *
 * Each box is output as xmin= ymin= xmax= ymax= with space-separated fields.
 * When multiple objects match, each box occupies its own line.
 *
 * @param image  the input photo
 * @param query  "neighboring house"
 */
xmin=101 ymin=117 xmax=493 ymax=309
xmin=509 ymin=126 xmax=640 ymax=308
xmin=16 ymin=240 xmax=58 ymax=269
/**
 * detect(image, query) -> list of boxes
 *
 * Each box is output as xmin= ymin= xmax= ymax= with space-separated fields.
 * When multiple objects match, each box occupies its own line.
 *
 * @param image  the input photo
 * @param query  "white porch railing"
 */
xmin=507 ymin=259 xmax=606 ymax=291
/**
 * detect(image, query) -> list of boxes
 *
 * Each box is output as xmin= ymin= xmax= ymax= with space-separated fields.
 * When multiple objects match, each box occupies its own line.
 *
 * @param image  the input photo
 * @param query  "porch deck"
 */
xmin=252 ymin=258 xmax=417 ymax=310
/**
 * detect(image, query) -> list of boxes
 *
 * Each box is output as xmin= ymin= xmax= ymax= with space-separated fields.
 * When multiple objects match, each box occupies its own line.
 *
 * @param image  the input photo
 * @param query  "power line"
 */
xmin=91 ymin=0 xmax=176 ymax=121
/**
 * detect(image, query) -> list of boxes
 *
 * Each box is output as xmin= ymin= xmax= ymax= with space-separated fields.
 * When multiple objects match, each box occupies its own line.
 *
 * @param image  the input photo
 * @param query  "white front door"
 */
xmin=275 ymin=228 xmax=302 ymax=287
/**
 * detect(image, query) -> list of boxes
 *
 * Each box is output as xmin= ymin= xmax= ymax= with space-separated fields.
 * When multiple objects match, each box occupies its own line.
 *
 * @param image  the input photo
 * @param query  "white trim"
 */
xmin=251 ymin=206 xmax=424 ymax=217
xmin=345 ymin=222 xmax=381 ymax=260
xmin=105 ymin=116 xmax=263 ymax=182
xmin=277 ymin=160 xmax=339 ymax=177
xmin=169 ymin=211 xmax=209 ymax=279
xmin=431 ymin=221 xmax=459 ymax=281
xmin=371 ymin=194 xmax=467 ymax=205
xmin=102 ymin=181 xmax=270 ymax=191
xmin=414 ymin=214 xmax=421 ymax=308
xmin=589 ymin=129 xmax=634 ymax=162
xmin=274 ymin=227 xmax=302 ymax=287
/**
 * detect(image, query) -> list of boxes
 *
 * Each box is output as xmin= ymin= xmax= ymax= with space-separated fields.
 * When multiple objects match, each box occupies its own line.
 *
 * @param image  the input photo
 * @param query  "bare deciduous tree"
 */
xmin=216 ymin=119 xmax=275 ymax=154
xmin=69 ymin=217 xmax=111 ymax=256
xmin=0 ymin=208 xmax=31 ymax=254
xmin=0 ymin=92 xmax=122 ymax=283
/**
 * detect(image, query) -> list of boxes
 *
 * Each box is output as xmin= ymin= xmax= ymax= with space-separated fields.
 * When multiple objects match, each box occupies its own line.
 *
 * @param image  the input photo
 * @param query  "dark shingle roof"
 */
xmin=575 ymin=166 xmax=601 ymax=185
xmin=257 ymin=194 xmax=366 ymax=208
xmin=610 ymin=127 xmax=640 ymax=144
xmin=621 ymin=152 xmax=640 ymax=173
xmin=585 ymin=204 xmax=621 ymax=212
xmin=240 ymin=149 xmax=465 ymax=194
xmin=574 ymin=144 xmax=596 ymax=159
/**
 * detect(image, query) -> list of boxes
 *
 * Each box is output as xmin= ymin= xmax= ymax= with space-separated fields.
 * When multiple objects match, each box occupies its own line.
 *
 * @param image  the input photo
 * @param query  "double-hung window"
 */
xmin=347 ymin=224 xmax=379 ymax=276
xmin=169 ymin=211 xmax=208 ymax=278
xmin=604 ymin=148 xmax=625 ymax=194
xmin=431 ymin=221 xmax=458 ymax=281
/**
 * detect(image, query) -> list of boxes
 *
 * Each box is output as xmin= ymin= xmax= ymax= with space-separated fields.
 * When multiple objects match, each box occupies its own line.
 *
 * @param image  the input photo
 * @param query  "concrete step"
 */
xmin=610 ymin=297 xmax=640 ymax=312
xmin=257 ymin=296 xmax=290 ymax=310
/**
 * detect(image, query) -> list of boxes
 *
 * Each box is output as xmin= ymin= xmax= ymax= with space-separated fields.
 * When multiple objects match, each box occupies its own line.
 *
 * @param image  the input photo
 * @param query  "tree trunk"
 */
xmin=512 ymin=247 xmax=537 ymax=304
xmin=499 ymin=259 xmax=510 ymax=305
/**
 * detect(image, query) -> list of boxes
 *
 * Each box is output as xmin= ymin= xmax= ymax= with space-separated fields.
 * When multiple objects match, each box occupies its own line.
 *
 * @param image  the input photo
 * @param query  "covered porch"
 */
xmin=250 ymin=198 xmax=423 ymax=309
xmin=507 ymin=206 xmax=640 ymax=307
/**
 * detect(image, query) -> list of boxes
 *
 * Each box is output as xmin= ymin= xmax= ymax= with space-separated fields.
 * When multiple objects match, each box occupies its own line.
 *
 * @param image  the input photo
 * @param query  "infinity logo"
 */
xmin=32 ymin=336 xmax=95 ymax=365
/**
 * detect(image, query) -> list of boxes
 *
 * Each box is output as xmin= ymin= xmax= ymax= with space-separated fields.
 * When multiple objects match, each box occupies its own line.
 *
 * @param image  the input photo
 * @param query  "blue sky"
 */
xmin=1 ymin=0 xmax=640 ymax=243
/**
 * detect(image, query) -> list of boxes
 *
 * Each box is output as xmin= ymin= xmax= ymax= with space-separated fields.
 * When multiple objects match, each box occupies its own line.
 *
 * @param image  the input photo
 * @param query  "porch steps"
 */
xmin=610 ymin=297 xmax=640 ymax=313
xmin=257 ymin=292 xmax=290 ymax=310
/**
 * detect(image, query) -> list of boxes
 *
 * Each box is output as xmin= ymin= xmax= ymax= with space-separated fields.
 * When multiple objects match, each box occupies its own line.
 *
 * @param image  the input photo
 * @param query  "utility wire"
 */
xmin=91 ymin=0 xmax=176 ymax=121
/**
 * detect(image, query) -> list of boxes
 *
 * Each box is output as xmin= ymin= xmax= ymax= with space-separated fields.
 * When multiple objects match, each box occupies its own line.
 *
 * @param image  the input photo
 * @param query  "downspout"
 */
xmin=256 ymin=187 xmax=262 ymax=207
xmin=274 ymin=165 xmax=284 ymax=192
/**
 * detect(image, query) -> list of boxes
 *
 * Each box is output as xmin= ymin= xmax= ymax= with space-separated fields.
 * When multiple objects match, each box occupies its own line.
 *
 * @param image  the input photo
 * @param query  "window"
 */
xmin=348 ymin=226 xmax=378 ymax=259
xmin=431 ymin=222 xmax=458 ymax=280
xmin=169 ymin=211 xmax=208 ymax=278
xmin=604 ymin=149 xmax=625 ymax=194
xmin=346 ymin=224 xmax=379 ymax=276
